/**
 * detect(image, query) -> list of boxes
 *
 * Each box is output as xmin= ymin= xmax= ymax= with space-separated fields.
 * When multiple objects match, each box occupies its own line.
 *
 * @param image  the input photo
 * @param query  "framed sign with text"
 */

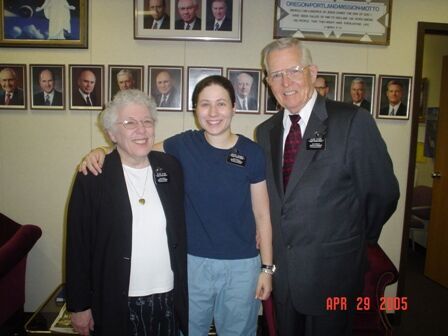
xmin=274 ymin=0 xmax=392 ymax=45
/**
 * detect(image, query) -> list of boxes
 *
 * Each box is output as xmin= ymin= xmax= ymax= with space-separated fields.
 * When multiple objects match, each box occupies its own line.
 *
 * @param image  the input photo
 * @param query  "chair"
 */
xmin=0 ymin=213 xmax=42 ymax=325
xmin=262 ymin=244 xmax=399 ymax=336
xmin=408 ymin=185 xmax=432 ymax=250
xmin=353 ymin=243 xmax=399 ymax=335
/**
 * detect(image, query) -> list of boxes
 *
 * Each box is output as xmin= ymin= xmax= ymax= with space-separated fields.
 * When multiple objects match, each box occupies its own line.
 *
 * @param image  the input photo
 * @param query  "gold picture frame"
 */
xmin=0 ymin=0 xmax=88 ymax=48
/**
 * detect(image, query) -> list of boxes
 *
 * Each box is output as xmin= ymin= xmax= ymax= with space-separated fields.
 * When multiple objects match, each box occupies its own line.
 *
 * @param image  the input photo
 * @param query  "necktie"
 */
xmin=160 ymin=95 xmax=167 ymax=107
xmin=152 ymin=21 xmax=158 ymax=29
xmin=5 ymin=93 xmax=11 ymax=105
xmin=243 ymin=98 xmax=248 ymax=110
xmin=45 ymin=95 xmax=50 ymax=105
xmin=185 ymin=23 xmax=190 ymax=30
xmin=283 ymin=114 xmax=302 ymax=189
xmin=389 ymin=107 xmax=395 ymax=116
xmin=214 ymin=22 xmax=220 ymax=31
xmin=86 ymin=96 xmax=92 ymax=106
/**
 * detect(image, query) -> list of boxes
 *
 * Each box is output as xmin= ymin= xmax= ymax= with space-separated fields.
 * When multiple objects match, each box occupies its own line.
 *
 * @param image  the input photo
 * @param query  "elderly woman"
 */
xmin=66 ymin=89 xmax=188 ymax=336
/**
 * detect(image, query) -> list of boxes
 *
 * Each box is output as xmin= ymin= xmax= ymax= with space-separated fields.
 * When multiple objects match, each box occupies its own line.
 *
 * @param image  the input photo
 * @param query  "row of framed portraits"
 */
xmin=315 ymin=72 xmax=413 ymax=120
xmin=0 ymin=63 xmax=412 ymax=120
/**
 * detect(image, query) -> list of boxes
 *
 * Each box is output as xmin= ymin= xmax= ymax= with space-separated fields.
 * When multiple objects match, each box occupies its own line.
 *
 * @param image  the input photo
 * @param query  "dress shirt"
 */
xmin=282 ymin=90 xmax=318 ymax=153
xmin=78 ymin=89 xmax=92 ymax=105
xmin=185 ymin=20 xmax=197 ymax=30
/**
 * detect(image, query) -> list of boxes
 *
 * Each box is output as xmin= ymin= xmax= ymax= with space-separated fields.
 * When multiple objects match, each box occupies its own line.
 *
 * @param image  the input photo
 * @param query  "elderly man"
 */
xmin=144 ymin=0 xmax=170 ymax=29
xmin=206 ymin=0 xmax=232 ymax=31
xmin=175 ymin=0 xmax=201 ymax=30
xmin=349 ymin=78 xmax=371 ymax=113
xmin=33 ymin=68 xmax=63 ymax=106
xmin=234 ymin=72 xmax=257 ymax=111
xmin=255 ymin=38 xmax=399 ymax=336
xmin=154 ymin=70 xmax=180 ymax=108
xmin=116 ymin=69 xmax=136 ymax=91
xmin=72 ymin=69 xmax=99 ymax=107
xmin=0 ymin=67 xmax=24 ymax=106
xmin=380 ymin=80 xmax=407 ymax=116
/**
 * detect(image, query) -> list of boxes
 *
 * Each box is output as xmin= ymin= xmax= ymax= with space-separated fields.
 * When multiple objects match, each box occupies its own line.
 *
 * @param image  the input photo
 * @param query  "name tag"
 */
xmin=306 ymin=137 xmax=325 ymax=150
xmin=154 ymin=168 xmax=169 ymax=183
xmin=226 ymin=150 xmax=246 ymax=167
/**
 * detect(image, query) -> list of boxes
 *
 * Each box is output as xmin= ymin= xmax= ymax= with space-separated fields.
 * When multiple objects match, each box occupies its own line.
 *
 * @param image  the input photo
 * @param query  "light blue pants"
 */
xmin=187 ymin=254 xmax=261 ymax=336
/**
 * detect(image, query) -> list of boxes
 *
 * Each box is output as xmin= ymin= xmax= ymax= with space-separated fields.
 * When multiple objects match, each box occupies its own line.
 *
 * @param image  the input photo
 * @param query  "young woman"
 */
xmin=80 ymin=77 xmax=273 ymax=335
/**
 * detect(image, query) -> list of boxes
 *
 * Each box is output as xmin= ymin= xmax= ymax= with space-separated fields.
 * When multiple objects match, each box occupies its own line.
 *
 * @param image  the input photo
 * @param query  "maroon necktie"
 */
xmin=283 ymin=114 xmax=302 ymax=189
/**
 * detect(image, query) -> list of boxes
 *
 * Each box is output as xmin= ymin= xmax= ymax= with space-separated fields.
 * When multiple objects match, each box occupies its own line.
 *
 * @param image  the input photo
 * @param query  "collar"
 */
xmin=282 ymin=90 xmax=318 ymax=132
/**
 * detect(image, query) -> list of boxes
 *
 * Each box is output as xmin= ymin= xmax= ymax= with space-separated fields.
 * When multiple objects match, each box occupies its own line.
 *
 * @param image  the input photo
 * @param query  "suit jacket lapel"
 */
xmin=269 ymin=111 xmax=285 ymax=198
xmin=284 ymin=96 xmax=328 ymax=200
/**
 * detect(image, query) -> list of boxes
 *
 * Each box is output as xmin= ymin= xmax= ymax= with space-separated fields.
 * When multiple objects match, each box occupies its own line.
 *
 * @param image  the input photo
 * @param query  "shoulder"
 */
xmin=150 ymin=151 xmax=181 ymax=168
xmin=256 ymin=111 xmax=282 ymax=133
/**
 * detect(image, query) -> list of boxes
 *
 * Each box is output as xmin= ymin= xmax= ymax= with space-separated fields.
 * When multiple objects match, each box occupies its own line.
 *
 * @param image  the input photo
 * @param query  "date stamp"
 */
xmin=326 ymin=296 xmax=408 ymax=311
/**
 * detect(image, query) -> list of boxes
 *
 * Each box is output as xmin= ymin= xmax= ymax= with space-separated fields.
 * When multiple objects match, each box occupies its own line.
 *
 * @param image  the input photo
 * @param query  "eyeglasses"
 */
xmin=268 ymin=65 xmax=309 ymax=83
xmin=117 ymin=118 xmax=154 ymax=130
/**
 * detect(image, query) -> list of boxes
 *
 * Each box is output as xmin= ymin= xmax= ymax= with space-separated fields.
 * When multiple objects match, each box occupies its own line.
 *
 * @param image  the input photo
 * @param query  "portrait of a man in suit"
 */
xmin=70 ymin=66 xmax=103 ymax=109
xmin=32 ymin=67 xmax=64 ymax=108
xmin=150 ymin=68 xmax=182 ymax=111
xmin=229 ymin=70 xmax=260 ymax=113
xmin=206 ymin=0 xmax=232 ymax=31
xmin=109 ymin=67 xmax=144 ymax=100
xmin=314 ymin=72 xmax=338 ymax=101
xmin=0 ymin=66 xmax=25 ymax=108
xmin=342 ymin=74 xmax=375 ymax=114
xmin=175 ymin=0 xmax=201 ymax=30
xmin=143 ymin=0 xmax=170 ymax=30
xmin=379 ymin=79 xmax=408 ymax=117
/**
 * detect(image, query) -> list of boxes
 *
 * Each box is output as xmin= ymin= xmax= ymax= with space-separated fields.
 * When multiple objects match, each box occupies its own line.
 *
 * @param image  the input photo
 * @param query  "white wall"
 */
xmin=1 ymin=0 xmax=448 ymax=311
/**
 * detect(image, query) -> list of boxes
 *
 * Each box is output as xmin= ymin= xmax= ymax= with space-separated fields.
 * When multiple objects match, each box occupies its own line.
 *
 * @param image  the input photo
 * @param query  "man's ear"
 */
xmin=309 ymin=65 xmax=319 ymax=82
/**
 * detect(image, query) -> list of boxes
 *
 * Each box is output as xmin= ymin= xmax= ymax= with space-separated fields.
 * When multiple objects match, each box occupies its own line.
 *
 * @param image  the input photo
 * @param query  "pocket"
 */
xmin=322 ymin=234 xmax=361 ymax=258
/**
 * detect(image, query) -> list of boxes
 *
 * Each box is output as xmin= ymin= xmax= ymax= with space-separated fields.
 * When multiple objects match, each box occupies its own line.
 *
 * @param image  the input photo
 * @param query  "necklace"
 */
xmin=124 ymin=165 xmax=150 ymax=205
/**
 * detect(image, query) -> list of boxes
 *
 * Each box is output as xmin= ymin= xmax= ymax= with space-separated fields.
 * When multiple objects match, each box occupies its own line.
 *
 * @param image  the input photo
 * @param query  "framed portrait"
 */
xmin=315 ymin=72 xmax=339 ymax=101
xmin=227 ymin=68 xmax=261 ymax=114
xmin=69 ymin=65 xmax=104 ymax=110
xmin=30 ymin=64 xmax=65 ymax=110
xmin=109 ymin=65 xmax=144 ymax=100
xmin=274 ymin=0 xmax=391 ymax=46
xmin=0 ymin=0 xmax=88 ymax=48
xmin=376 ymin=75 xmax=412 ymax=120
xmin=341 ymin=73 xmax=375 ymax=115
xmin=148 ymin=66 xmax=183 ymax=112
xmin=187 ymin=66 xmax=222 ymax=111
xmin=0 ymin=64 xmax=27 ymax=109
xmin=264 ymin=84 xmax=279 ymax=114
xmin=134 ymin=0 xmax=242 ymax=42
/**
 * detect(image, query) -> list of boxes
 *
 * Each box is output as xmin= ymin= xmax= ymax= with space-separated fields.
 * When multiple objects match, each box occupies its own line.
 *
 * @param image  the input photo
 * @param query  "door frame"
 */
xmin=397 ymin=21 xmax=448 ymax=321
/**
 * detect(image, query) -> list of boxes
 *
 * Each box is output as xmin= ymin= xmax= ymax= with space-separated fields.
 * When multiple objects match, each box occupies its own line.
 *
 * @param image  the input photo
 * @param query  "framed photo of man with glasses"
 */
xmin=0 ymin=64 xmax=27 ymax=110
xmin=227 ymin=68 xmax=261 ymax=114
xmin=149 ymin=66 xmax=183 ymax=112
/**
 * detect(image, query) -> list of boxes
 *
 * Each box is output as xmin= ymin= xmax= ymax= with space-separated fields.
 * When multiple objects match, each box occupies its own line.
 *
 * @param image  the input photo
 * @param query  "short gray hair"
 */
xmin=351 ymin=78 xmax=365 ymax=87
xmin=116 ymin=69 xmax=134 ymax=80
xmin=100 ymin=89 xmax=157 ymax=132
xmin=261 ymin=38 xmax=313 ymax=74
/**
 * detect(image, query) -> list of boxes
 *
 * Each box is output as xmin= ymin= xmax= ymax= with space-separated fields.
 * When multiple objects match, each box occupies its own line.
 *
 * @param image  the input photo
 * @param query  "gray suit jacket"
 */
xmin=255 ymin=95 xmax=399 ymax=315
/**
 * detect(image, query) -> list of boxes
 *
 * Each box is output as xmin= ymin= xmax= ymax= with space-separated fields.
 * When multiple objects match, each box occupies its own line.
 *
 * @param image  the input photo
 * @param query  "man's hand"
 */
xmin=255 ymin=272 xmax=272 ymax=300
xmin=71 ymin=309 xmax=94 ymax=336
xmin=78 ymin=148 xmax=107 ymax=175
